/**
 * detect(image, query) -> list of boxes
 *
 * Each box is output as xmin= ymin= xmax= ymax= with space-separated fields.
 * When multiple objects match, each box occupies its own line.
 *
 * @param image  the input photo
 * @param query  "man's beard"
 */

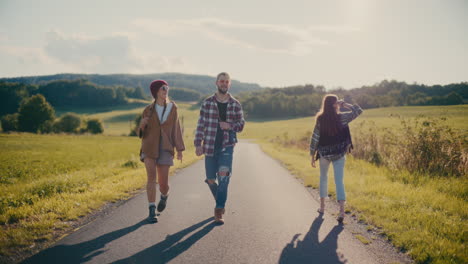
xmin=217 ymin=86 xmax=228 ymax=95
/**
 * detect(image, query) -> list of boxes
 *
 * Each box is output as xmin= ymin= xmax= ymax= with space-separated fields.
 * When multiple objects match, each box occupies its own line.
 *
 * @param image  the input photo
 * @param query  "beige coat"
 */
xmin=139 ymin=101 xmax=185 ymax=161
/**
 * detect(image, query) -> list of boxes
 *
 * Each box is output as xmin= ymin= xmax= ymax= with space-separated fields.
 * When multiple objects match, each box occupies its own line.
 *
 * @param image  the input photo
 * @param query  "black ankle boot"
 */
xmin=157 ymin=195 xmax=168 ymax=212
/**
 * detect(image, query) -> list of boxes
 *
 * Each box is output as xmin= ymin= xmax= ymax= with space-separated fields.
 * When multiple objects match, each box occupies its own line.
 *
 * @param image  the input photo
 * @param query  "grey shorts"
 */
xmin=140 ymin=148 xmax=174 ymax=166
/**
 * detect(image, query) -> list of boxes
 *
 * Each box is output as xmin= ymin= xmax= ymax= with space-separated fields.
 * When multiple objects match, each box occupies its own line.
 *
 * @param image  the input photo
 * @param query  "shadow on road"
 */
xmin=278 ymin=215 xmax=347 ymax=264
xmin=22 ymin=218 xmax=150 ymax=264
xmin=22 ymin=217 xmax=214 ymax=264
xmin=114 ymin=217 xmax=216 ymax=264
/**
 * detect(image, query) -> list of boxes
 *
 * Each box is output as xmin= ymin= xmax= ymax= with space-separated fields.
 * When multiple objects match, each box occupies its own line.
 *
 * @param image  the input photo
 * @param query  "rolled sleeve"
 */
xmin=341 ymin=104 xmax=363 ymax=125
xmin=309 ymin=123 xmax=320 ymax=156
xmin=231 ymin=103 xmax=245 ymax=132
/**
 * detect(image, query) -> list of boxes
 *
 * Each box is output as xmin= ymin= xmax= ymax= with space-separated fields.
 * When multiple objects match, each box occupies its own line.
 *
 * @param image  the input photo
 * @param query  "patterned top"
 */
xmin=194 ymin=93 xmax=245 ymax=156
xmin=309 ymin=104 xmax=363 ymax=160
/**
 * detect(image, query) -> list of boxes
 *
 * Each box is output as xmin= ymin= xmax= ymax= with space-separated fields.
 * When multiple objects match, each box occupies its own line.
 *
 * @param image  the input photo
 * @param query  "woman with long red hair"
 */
xmin=310 ymin=94 xmax=363 ymax=223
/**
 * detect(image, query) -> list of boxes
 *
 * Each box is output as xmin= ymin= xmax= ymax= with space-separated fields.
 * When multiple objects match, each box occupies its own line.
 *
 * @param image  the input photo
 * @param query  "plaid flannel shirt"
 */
xmin=310 ymin=104 xmax=363 ymax=160
xmin=194 ymin=93 xmax=245 ymax=156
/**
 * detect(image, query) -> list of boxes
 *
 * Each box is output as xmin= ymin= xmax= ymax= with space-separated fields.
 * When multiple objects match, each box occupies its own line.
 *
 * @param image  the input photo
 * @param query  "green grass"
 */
xmin=0 ymin=134 xmax=139 ymax=185
xmin=354 ymin=234 xmax=371 ymax=245
xmin=349 ymin=105 xmax=468 ymax=134
xmin=2 ymin=103 xmax=467 ymax=263
xmin=85 ymin=102 xmax=200 ymax=136
xmin=242 ymin=105 xmax=468 ymax=264
xmin=0 ymin=103 xmax=201 ymax=260
xmin=241 ymin=105 xmax=468 ymax=143
xmin=54 ymin=98 xmax=149 ymax=116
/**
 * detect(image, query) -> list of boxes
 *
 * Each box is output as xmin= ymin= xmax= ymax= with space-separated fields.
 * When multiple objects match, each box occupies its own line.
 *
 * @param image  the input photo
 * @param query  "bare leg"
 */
xmin=318 ymin=197 xmax=325 ymax=213
xmin=156 ymin=165 xmax=170 ymax=196
xmin=144 ymin=158 xmax=157 ymax=203
xmin=338 ymin=200 xmax=345 ymax=217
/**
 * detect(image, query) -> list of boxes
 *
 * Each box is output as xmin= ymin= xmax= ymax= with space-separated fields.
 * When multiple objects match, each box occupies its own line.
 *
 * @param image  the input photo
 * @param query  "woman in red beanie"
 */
xmin=139 ymin=80 xmax=185 ymax=223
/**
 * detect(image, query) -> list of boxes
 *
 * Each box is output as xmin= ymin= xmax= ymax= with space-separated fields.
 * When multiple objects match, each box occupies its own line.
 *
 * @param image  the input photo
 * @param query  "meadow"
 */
xmin=84 ymin=101 xmax=200 ymax=136
xmin=242 ymin=105 xmax=468 ymax=264
xmin=1 ymin=103 xmax=467 ymax=263
xmin=0 ymin=102 xmax=201 ymax=261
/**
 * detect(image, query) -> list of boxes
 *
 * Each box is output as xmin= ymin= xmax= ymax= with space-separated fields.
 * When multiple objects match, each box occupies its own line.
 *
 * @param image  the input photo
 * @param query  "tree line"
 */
xmin=2 ymin=77 xmax=465 ymax=123
xmin=0 ymin=79 xmax=147 ymax=117
xmin=238 ymin=80 xmax=466 ymax=118
xmin=1 ymin=94 xmax=104 ymax=134
xmin=0 ymin=73 xmax=262 ymax=96
xmin=237 ymin=85 xmax=325 ymax=119
xmin=334 ymin=80 xmax=466 ymax=109
xmin=0 ymin=79 xmax=206 ymax=118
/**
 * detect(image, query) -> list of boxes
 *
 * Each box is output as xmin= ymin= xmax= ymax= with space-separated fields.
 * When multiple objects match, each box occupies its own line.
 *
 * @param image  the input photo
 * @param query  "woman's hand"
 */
xmin=195 ymin=146 xmax=204 ymax=156
xmin=311 ymin=157 xmax=316 ymax=168
xmin=342 ymin=102 xmax=352 ymax=109
xmin=177 ymin=151 xmax=183 ymax=162
xmin=140 ymin=117 xmax=149 ymax=130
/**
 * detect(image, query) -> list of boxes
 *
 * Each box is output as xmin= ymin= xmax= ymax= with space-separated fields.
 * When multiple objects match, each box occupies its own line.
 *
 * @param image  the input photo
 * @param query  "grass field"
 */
xmin=2 ymin=103 xmax=467 ymax=263
xmin=242 ymin=105 xmax=468 ymax=264
xmin=0 ymin=102 xmax=201 ymax=261
xmin=84 ymin=101 xmax=200 ymax=136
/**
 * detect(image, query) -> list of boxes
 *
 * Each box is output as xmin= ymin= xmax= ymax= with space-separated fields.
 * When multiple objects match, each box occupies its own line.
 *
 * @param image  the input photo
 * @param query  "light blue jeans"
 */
xmin=319 ymin=156 xmax=346 ymax=201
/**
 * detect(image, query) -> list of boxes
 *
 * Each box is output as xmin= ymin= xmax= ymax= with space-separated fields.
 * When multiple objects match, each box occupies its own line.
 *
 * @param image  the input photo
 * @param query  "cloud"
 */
xmin=0 ymin=45 xmax=55 ymax=66
xmin=133 ymin=18 xmax=359 ymax=55
xmin=44 ymin=31 xmax=140 ymax=72
xmin=42 ymin=30 xmax=191 ymax=74
xmin=0 ymin=44 xmax=80 ymax=77
xmin=0 ymin=34 xmax=8 ymax=42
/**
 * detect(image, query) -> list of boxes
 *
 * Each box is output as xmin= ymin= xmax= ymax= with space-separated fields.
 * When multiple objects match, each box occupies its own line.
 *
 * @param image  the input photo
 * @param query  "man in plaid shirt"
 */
xmin=194 ymin=72 xmax=245 ymax=224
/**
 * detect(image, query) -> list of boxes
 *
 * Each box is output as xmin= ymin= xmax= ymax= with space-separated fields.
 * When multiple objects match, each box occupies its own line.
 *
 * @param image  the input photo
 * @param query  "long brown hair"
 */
xmin=316 ymin=94 xmax=340 ymax=136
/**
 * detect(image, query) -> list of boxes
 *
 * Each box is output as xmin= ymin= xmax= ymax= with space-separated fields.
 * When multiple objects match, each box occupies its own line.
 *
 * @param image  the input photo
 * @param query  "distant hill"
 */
xmin=0 ymin=73 xmax=263 ymax=95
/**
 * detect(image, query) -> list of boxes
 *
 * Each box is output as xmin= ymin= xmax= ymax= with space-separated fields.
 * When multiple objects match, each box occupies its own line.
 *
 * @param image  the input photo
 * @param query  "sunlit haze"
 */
xmin=0 ymin=0 xmax=466 ymax=88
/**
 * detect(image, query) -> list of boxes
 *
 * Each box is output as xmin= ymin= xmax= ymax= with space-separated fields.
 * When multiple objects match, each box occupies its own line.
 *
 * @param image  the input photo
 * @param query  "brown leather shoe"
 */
xmin=214 ymin=208 xmax=225 ymax=224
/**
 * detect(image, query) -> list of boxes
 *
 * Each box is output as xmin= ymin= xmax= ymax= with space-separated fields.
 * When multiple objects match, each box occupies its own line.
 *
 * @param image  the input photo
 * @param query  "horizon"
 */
xmin=1 ymin=0 xmax=467 ymax=89
xmin=1 ymin=71 xmax=467 ymax=90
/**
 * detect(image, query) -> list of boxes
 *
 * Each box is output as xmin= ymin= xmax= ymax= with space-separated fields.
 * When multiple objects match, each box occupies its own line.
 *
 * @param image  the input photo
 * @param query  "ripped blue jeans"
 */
xmin=205 ymin=146 xmax=234 ymax=209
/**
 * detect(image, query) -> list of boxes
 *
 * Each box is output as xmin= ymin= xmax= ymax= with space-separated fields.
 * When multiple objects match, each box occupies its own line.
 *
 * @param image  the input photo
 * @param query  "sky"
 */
xmin=0 ymin=0 xmax=467 ymax=89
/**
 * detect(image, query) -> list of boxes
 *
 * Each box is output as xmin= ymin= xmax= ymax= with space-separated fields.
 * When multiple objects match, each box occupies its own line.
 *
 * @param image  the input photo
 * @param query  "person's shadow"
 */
xmin=114 ymin=219 xmax=216 ymax=263
xmin=22 ymin=217 xmax=214 ymax=264
xmin=278 ymin=215 xmax=347 ymax=264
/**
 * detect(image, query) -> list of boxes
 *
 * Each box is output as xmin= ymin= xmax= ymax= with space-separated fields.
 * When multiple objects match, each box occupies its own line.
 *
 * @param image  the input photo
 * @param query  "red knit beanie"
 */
xmin=150 ymin=80 xmax=168 ymax=99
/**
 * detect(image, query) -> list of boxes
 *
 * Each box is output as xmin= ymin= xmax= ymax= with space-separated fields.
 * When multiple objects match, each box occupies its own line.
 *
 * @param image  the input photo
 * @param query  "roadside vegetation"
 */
xmin=0 ymin=104 xmax=200 ymax=262
xmin=242 ymin=105 xmax=467 ymax=264
xmin=1 ymin=77 xmax=466 ymax=264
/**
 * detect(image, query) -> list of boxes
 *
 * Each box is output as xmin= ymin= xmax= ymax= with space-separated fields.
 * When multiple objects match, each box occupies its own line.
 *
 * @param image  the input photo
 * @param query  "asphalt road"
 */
xmin=23 ymin=141 xmax=398 ymax=264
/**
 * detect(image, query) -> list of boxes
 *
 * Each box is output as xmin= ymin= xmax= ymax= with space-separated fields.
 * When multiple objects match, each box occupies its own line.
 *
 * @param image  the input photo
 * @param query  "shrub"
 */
xmin=1 ymin=113 xmax=19 ymax=132
xmin=122 ymin=160 xmax=139 ymax=168
xmin=38 ymin=120 xmax=54 ymax=134
xmin=86 ymin=119 xmax=104 ymax=134
xmin=399 ymin=117 xmax=467 ymax=177
xmin=352 ymin=116 xmax=467 ymax=177
xmin=18 ymin=94 xmax=55 ymax=133
xmin=55 ymin=113 xmax=81 ymax=133
xmin=129 ymin=115 xmax=141 ymax=136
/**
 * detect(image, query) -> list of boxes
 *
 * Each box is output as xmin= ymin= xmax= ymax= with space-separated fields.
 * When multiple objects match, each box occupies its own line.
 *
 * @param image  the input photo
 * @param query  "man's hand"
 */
xmin=140 ymin=117 xmax=150 ymax=130
xmin=311 ymin=157 xmax=316 ymax=168
xmin=219 ymin=122 xmax=231 ymax=130
xmin=177 ymin=151 xmax=183 ymax=162
xmin=195 ymin=146 xmax=204 ymax=156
